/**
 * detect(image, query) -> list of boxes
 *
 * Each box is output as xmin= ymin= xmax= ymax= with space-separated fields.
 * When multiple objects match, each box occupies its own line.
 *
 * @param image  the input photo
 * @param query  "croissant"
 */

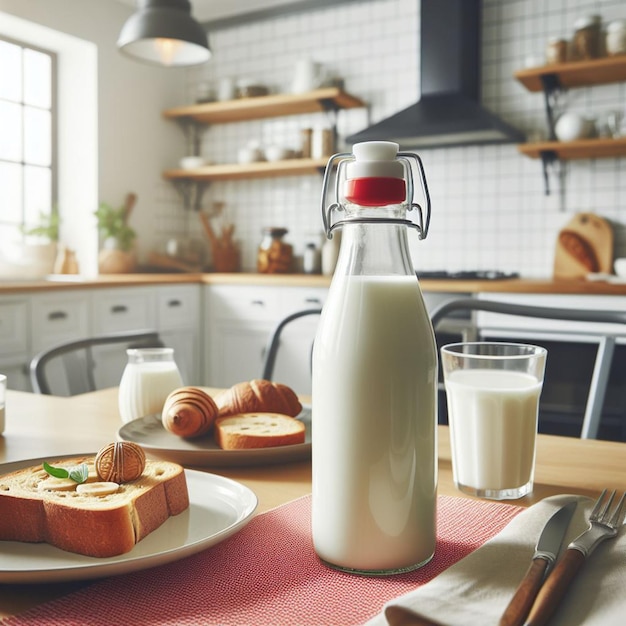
xmin=161 ymin=387 xmax=218 ymax=438
xmin=215 ymin=379 xmax=302 ymax=418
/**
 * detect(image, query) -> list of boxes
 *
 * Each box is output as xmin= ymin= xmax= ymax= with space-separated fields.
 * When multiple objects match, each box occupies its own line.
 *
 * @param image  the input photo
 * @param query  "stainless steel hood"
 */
xmin=347 ymin=0 xmax=525 ymax=149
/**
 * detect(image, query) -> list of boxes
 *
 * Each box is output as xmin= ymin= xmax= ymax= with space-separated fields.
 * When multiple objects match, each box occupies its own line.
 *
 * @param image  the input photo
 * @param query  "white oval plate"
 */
xmin=0 ymin=458 xmax=257 ymax=583
xmin=117 ymin=405 xmax=311 ymax=467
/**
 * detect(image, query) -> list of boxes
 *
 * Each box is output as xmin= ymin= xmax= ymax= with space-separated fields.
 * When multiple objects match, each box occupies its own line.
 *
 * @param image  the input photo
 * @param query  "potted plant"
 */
xmin=95 ymin=193 xmax=138 ymax=273
xmin=18 ymin=211 xmax=60 ymax=276
xmin=22 ymin=210 xmax=60 ymax=242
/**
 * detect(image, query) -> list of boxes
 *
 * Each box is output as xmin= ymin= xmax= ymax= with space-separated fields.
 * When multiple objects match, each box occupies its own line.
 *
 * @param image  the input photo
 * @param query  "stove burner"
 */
xmin=416 ymin=270 xmax=520 ymax=280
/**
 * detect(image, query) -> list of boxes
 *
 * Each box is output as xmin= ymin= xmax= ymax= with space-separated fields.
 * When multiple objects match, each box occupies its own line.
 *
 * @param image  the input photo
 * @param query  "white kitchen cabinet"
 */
xmin=0 ymin=297 xmax=30 ymax=391
xmin=205 ymin=284 xmax=327 ymax=394
xmin=0 ymin=285 xmax=204 ymax=394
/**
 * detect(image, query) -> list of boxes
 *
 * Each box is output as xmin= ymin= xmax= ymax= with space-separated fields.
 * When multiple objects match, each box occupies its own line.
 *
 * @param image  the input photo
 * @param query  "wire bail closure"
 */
xmin=320 ymin=151 xmax=431 ymax=240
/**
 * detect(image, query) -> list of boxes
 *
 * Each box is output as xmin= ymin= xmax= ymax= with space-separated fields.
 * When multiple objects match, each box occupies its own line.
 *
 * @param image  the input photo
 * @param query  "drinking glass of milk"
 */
xmin=441 ymin=342 xmax=547 ymax=500
xmin=118 ymin=348 xmax=183 ymax=424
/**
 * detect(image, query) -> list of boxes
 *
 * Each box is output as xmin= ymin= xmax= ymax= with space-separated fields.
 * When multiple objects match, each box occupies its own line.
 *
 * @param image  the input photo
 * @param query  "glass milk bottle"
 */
xmin=118 ymin=348 xmax=183 ymax=423
xmin=312 ymin=141 xmax=437 ymax=574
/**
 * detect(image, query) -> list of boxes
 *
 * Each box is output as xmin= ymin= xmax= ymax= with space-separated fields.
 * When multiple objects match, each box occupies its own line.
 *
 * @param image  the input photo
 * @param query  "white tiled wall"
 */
xmin=156 ymin=0 xmax=626 ymax=277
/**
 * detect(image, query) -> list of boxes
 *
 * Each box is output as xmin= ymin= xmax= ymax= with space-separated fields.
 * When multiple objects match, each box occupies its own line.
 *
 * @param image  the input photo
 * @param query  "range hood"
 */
xmin=347 ymin=0 xmax=525 ymax=149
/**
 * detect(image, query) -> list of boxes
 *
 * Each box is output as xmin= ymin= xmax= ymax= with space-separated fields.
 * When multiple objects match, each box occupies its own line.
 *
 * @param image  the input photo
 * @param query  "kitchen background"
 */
xmin=2 ymin=0 xmax=626 ymax=277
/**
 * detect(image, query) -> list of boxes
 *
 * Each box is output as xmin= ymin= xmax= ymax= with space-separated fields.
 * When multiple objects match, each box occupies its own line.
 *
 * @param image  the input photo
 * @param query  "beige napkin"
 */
xmin=365 ymin=494 xmax=626 ymax=626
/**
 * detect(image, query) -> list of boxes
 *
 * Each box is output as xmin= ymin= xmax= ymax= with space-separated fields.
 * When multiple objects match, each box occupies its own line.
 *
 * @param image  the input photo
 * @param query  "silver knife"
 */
xmin=499 ymin=500 xmax=577 ymax=626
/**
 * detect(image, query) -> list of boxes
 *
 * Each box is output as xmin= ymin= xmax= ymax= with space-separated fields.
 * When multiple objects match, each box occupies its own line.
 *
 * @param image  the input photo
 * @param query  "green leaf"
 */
xmin=43 ymin=462 xmax=69 ymax=479
xmin=69 ymin=464 xmax=89 ymax=484
xmin=43 ymin=461 xmax=89 ymax=484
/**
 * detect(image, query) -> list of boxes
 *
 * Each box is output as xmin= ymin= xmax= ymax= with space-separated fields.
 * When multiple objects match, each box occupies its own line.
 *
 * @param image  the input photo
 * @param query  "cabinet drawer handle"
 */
xmin=48 ymin=311 xmax=68 ymax=321
xmin=167 ymin=299 xmax=182 ymax=308
xmin=251 ymin=300 xmax=265 ymax=307
xmin=305 ymin=298 xmax=322 ymax=305
xmin=111 ymin=305 xmax=128 ymax=314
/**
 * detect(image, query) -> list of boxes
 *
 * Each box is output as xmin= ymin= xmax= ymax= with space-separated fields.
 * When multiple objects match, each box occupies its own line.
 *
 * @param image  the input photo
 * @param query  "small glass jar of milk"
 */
xmin=312 ymin=141 xmax=436 ymax=575
xmin=118 ymin=348 xmax=183 ymax=424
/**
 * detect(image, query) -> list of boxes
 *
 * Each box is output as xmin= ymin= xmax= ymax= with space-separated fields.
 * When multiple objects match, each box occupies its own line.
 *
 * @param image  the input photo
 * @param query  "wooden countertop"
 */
xmin=3 ymin=273 xmax=626 ymax=295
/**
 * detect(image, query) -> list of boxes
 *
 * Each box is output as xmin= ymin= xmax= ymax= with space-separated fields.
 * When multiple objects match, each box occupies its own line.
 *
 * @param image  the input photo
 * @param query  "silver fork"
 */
xmin=524 ymin=490 xmax=626 ymax=626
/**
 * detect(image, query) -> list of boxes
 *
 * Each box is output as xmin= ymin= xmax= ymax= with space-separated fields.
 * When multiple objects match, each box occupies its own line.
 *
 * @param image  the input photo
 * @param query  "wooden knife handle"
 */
xmin=525 ymin=549 xmax=586 ymax=626
xmin=499 ymin=557 xmax=549 ymax=626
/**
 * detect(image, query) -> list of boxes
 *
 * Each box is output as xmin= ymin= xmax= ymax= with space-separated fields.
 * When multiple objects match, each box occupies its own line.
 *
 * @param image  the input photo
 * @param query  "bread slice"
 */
xmin=0 ymin=456 xmax=189 ymax=558
xmin=214 ymin=413 xmax=306 ymax=450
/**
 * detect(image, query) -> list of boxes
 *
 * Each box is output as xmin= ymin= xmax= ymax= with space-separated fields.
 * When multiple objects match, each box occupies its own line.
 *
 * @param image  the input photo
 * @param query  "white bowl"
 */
xmin=614 ymin=258 xmax=626 ymax=277
xmin=554 ymin=113 xmax=595 ymax=142
xmin=264 ymin=145 xmax=290 ymax=162
xmin=179 ymin=156 xmax=206 ymax=170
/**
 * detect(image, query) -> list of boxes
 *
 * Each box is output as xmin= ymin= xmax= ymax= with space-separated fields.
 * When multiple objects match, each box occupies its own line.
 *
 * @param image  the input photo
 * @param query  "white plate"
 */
xmin=0 ymin=458 xmax=257 ymax=583
xmin=117 ymin=405 xmax=311 ymax=467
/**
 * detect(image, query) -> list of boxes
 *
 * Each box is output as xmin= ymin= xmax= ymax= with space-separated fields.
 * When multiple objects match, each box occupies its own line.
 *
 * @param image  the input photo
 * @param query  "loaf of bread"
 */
xmin=0 ymin=456 xmax=189 ymax=557
xmin=215 ymin=379 xmax=302 ymax=418
xmin=214 ymin=413 xmax=306 ymax=450
xmin=559 ymin=230 xmax=599 ymax=272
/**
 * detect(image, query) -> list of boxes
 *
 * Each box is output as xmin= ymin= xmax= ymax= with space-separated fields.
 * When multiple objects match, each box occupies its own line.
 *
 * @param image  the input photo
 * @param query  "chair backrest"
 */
xmin=261 ymin=309 xmax=323 ymax=384
xmin=30 ymin=329 xmax=164 ymax=396
xmin=430 ymin=297 xmax=626 ymax=440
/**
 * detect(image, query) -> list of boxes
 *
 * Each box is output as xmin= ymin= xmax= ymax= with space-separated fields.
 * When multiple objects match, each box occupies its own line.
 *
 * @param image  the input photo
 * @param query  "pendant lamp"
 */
xmin=117 ymin=0 xmax=210 ymax=67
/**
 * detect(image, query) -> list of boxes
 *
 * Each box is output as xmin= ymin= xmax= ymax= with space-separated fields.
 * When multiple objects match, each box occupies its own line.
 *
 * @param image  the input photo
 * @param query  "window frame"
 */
xmin=0 ymin=34 xmax=58 ymax=234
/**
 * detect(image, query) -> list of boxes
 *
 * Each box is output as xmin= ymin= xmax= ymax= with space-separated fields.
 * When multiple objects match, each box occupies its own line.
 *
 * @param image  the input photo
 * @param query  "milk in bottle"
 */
xmin=312 ymin=141 xmax=437 ymax=574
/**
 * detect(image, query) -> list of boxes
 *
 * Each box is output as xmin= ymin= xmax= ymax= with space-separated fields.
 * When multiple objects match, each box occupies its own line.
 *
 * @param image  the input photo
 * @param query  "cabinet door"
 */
xmin=273 ymin=287 xmax=326 ymax=395
xmin=208 ymin=322 xmax=271 ymax=388
xmin=91 ymin=287 xmax=156 ymax=390
xmin=0 ymin=357 xmax=30 ymax=391
xmin=157 ymin=285 xmax=201 ymax=384
xmin=270 ymin=314 xmax=319 ymax=395
xmin=30 ymin=292 xmax=90 ymax=352
xmin=0 ymin=298 xmax=29 ymax=391
xmin=30 ymin=292 xmax=91 ymax=396
xmin=160 ymin=329 xmax=200 ymax=386
xmin=0 ymin=299 xmax=28 ymax=356
xmin=205 ymin=286 xmax=280 ymax=386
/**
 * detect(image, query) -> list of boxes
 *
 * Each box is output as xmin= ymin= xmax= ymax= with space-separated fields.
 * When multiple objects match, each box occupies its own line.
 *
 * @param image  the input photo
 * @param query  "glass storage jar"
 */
xmin=257 ymin=227 xmax=293 ymax=274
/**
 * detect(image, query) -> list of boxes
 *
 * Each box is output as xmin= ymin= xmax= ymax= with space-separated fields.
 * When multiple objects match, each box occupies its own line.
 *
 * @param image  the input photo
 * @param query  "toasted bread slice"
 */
xmin=0 ymin=456 xmax=189 ymax=558
xmin=214 ymin=412 xmax=306 ymax=450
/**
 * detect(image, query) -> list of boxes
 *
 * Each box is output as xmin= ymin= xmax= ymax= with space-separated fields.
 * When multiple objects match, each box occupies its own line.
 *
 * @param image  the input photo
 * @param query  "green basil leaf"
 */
xmin=43 ymin=462 xmax=69 ymax=479
xmin=69 ymin=463 xmax=89 ymax=484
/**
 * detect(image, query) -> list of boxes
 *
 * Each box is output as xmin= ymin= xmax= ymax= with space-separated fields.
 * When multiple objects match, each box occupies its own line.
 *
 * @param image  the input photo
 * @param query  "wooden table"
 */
xmin=1 ymin=388 xmax=625 ymax=619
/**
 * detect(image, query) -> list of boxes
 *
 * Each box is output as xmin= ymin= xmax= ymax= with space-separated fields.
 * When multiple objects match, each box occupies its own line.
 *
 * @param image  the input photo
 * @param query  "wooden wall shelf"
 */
xmin=515 ymin=56 xmax=626 ymax=92
xmin=518 ymin=137 xmax=626 ymax=160
xmin=163 ymin=87 xmax=365 ymax=125
xmin=163 ymin=157 xmax=330 ymax=182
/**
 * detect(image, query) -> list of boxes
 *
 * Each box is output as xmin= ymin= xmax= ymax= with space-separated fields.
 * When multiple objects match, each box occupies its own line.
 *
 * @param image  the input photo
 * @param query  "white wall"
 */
xmin=0 ymin=0 xmax=187 ymax=272
xmin=178 ymin=0 xmax=626 ymax=277
xmin=2 ymin=0 xmax=625 ymax=278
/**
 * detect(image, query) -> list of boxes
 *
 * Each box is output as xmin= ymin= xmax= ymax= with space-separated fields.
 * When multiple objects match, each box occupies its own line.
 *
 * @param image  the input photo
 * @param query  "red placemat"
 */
xmin=5 ymin=495 xmax=522 ymax=625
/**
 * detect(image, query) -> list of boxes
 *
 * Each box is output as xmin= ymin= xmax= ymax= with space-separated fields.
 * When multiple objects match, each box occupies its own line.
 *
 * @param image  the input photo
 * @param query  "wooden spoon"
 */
xmin=199 ymin=212 xmax=220 ymax=250
xmin=123 ymin=192 xmax=137 ymax=223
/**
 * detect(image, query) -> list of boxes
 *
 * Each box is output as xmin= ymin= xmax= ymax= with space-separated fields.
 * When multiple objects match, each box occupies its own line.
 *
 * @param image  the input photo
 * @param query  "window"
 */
xmin=0 ymin=36 xmax=56 ymax=243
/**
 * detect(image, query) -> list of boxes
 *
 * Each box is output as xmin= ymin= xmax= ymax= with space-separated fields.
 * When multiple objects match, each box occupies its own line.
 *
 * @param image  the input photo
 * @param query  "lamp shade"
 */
xmin=117 ymin=0 xmax=210 ymax=67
